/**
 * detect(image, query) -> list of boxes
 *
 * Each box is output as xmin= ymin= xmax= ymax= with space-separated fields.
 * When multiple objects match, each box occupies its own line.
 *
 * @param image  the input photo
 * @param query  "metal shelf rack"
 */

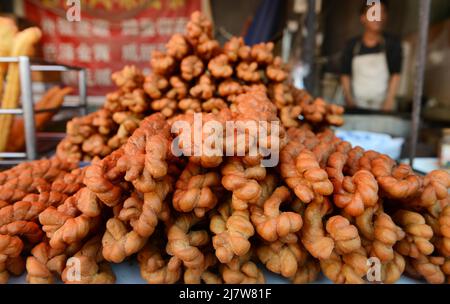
xmin=0 ymin=56 xmax=87 ymax=165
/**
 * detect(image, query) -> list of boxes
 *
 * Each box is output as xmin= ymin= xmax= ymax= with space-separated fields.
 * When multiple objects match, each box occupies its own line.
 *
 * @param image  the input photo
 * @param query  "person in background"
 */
xmin=341 ymin=0 xmax=402 ymax=111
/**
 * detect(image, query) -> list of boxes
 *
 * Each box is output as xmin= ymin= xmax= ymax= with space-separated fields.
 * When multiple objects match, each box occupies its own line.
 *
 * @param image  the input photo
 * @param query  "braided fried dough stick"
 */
xmin=0 ymin=221 xmax=43 ymax=244
xmin=250 ymin=186 xmax=302 ymax=242
xmin=26 ymin=241 xmax=80 ymax=284
xmin=0 ymin=235 xmax=23 ymax=283
xmin=61 ymin=236 xmax=115 ymax=284
xmin=220 ymin=252 xmax=264 ymax=284
xmin=0 ymin=190 xmax=67 ymax=232
xmin=418 ymin=171 xmax=450 ymax=208
xmin=410 ymin=256 xmax=446 ymax=284
xmin=170 ymin=109 xmax=232 ymax=168
xmin=281 ymin=143 xmax=333 ymax=204
xmin=129 ymin=176 xmax=172 ymax=238
xmin=326 ymin=216 xmax=361 ymax=255
xmin=0 ymin=158 xmax=76 ymax=204
xmin=257 ymin=241 xmax=307 ymax=278
xmin=116 ymin=113 xmax=171 ymax=193
xmin=50 ymin=168 xmax=85 ymax=196
xmin=380 ymin=252 xmax=405 ymax=284
xmin=138 ymin=244 xmax=182 ymax=284
xmin=393 ymin=210 xmax=434 ymax=258
xmin=102 ymin=218 xmax=147 ymax=263
xmin=84 ymin=149 xmax=124 ymax=207
xmin=221 ymin=157 xmax=266 ymax=211
xmin=356 ymin=207 xmax=405 ymax=262
xmin=0 ymin=157 xmax=75 ymax=186
xmin=438 ymin=205 xmax=450 ymax=257
xmin=371 ymin=156 xmax=422 ymax=199
xmin=210 ymin=201 xmax=254 ymax=264
xmin=291 ymin=258 xmax=320 ymax=284
xmin=320 ymin=248 xmax=369 ymax=284
xmin=39 ymin=188 xmax=101 ymax=249
xmin=173 ymin=161 xmax=221 ymax=217
xmin=333 ymin=170 xmax=378 ymax=217
xmin=301 ymin=200 xmax=334 ymax=260
xmin=184 ymin=252 xmax=222 ymax=284
xmin=166 ymin=214 xmax=208 ymax=269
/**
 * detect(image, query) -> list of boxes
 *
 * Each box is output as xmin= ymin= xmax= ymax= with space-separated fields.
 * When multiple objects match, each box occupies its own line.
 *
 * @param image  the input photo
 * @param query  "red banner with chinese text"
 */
xmin=24 ymin=0 xmax=201 ymax=95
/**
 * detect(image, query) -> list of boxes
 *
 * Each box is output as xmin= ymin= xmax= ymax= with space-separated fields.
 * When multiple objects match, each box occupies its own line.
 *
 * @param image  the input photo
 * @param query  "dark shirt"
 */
xmin=341 ymin=33 xmax=403 ymax=76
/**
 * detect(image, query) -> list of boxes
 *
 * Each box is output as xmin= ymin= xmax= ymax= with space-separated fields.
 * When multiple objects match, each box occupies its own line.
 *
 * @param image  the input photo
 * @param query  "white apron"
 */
xmin=351 ymin=41 xmax=389 ymax=110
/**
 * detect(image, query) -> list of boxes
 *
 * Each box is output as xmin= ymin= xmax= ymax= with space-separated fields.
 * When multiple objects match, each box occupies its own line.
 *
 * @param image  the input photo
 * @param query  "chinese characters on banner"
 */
xmin=24 ymin=0 xmax=201 ymax=95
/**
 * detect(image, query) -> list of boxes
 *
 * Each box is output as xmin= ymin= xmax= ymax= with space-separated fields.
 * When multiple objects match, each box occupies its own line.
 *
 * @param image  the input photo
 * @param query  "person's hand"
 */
xmin=381 ymin=99 xmax=394 ymax=112
xmin=346 ymin=99 xmax=356 ymax=109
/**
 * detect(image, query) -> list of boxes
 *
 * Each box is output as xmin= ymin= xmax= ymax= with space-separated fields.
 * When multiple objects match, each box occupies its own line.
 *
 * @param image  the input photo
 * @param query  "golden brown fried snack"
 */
xmin=281 ymin=147 xmax=333 ymax=204
xmin=220 ymin=252 xmax=264 ymax=284
xmin=266 ymin=56 xmax=287 ymax=82
xmin=280 ymin=106 xmax=302 ymax=128
xmin=371 ymin=156 xmax=422 ymax=200
xmin=218 ymin=79 xmax=242 ymax=102
xmin=61 ymin=236 xmax=115 ymax=284
xmin=166 ymin=214 xmax=208 ymax=269
xmin=326 ymin=216 xmax=361 ymax=255
xmin=209 ymin=54 xmax=233 ymax=79
xmin=334 ymin=170 xmax=378 ymax=217
xmin=166 ymin=33 xmax=190 ymax=60
xmin=257 ymin=241 xmax=306 ymax=278
xmin=236 ymin=62 xmax=260 ymax=82
xmin=138 ymin=244 xmax=182 ymax=284
xmin=438 ymin=205 xmax=450 ymax=257
xmin=38 ymin=189 xmax=101 ymax=249
xmin=210 ymin=202 xmax=254 ymax=264
xmin=320 ymin=248 xmax=368 ymax=284
xmin=291 ymin=258 xmax=321 ymax=284
xmin=380 ymin=252 xmax=405 ymax=284
xmin=111 ymin=65 xmax=144 ymax=93
xmin=410 ymin=255 xmax=446 ymax=284
xmin=190 ymin=74 xmax=215 ymax=100
xmin=178 ymin=98 xmax=201 ymax=114
xmin=26 ymin=241 xmax=79 ymax=284
xmin=143 ymin=74 xmax=169 ymax=99
xmin=223 ymin=37 xmax=249 ymax=62
xmin=150 ymin=50 xmax=175 ymax=75
xmin=173 ymin=162 xmax=221 ymax=217
xmin=201 ymin=98 xmax=228 ymax=114
xmin=393 ymin=210 xmax=434 ymax=258
xmin=419 ymin=171 xmax=450 ymax=208
xmin=221 ymin=157 xmax=266 ymax=210
xmin=120 ymin=88 xmax=148 ymax=114
xmin=301 ymin=200 xmax=334 ymax=260
xmin=0 ymin=221 xmax=43 ymax=244
xmin=0 ymin=235 xmax=23 ymax=283
xmin=151 ymin=98 xmax=177 ymax=118
xmin=250 ymin=186 xmax=302 ymax=242
xmin=356 ymin=207 xmax=405 ymax=262
xmin=251 ymin=42 xmax=274 ymax=65
xmin=196 ymin=35 xmax=220 ymax=60
xmin=84 ymin=149 xmax=123 ymax=207
xmin=102 ymin=218 xmax=147 ymax=263
xmin=184 ymin=252 xmax=221 ymax=284
xmin=181 ymin=55 xmax=204 ymax=81
xmin=186 ymin=11 xmax=213 ymax=46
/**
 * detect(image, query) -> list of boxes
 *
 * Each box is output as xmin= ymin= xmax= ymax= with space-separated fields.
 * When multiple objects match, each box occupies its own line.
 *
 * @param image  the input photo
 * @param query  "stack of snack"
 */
xmin=56 ymin=11 xmax=344 ymax=162
xmin=0 ymin=12 xmax=449 ymax=285
xmin=0 ymin=157 xmax=81 ymax=283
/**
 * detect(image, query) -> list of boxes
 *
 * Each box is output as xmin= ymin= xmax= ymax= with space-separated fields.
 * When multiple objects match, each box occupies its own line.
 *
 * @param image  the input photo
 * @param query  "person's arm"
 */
xmin=341 ymin=75 xmax=356 ymax=108
xmin=383 ymin=35 xmax=403 ymax=111
xmin=340 ymin=38 xmax=356 ymax=108
xmin=382 ymin=74 xmax=400 ymax=111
